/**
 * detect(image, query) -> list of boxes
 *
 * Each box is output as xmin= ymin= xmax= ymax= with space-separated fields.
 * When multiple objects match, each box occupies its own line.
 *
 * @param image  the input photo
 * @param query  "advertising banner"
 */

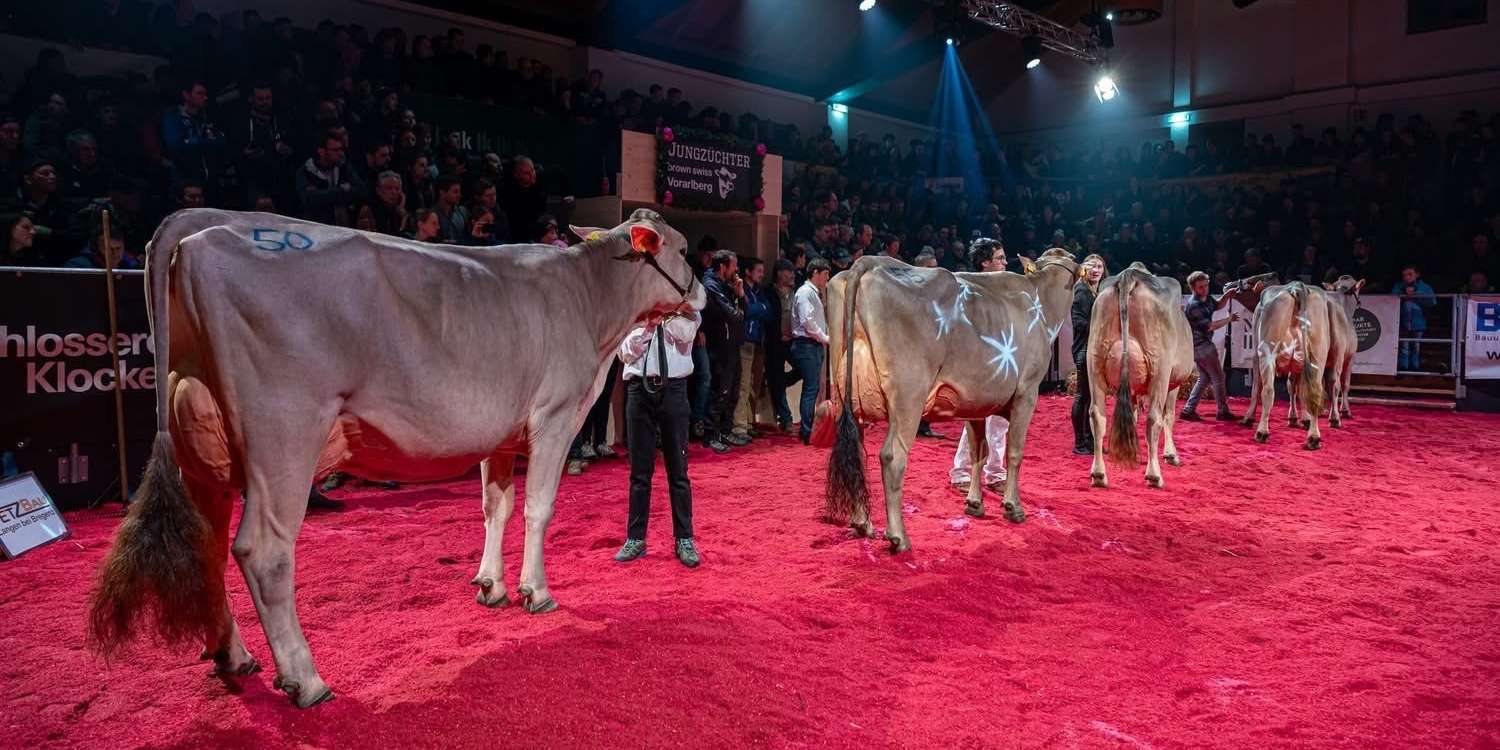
xmin=0 ymin=269 xmax=155 ymax=509
xmin=1345 ymin=294 xmax=1399 ymax=376
xmin=657 ymin=129 xmax=763 ymax=212
xmin=1465 ymin=295 xmax=1500 ymax=380
xmin=0 ymin=473 xmax=70 ymax=559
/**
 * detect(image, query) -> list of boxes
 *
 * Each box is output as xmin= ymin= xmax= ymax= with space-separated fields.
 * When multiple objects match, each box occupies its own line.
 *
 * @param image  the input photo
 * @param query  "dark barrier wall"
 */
xmin=0 ymin=269 xmax=155 ymax=509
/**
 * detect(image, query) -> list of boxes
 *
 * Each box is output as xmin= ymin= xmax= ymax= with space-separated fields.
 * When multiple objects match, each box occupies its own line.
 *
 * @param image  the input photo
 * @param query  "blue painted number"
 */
xmin=251 ymin=228 xmax=315 ymax=252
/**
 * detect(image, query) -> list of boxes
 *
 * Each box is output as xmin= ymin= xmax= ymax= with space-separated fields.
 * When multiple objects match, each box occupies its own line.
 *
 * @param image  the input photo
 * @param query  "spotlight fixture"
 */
xmin=1022 ymin=35 xmax=1042 ymax=69
xmin=1094 ymin=72 xmax=1118 ymax=102
xmin=946 ymin=36 xmax=955 ymax=46
xmin=858 ymin=0 xmax=876 ymax=11
xmin=1105 ymin=11 xmax=1114 ymax=21
xmin=830 ymin=102 xmax=849 ymax=114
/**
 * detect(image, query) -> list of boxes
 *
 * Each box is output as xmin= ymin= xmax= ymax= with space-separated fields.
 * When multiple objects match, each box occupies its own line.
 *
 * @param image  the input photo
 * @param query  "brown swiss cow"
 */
xmin=1321 ymin=275 xmax=1364 ymax=425
xmin=1086 ymin=263 xmax=1195 ymax=488
xmin=823 ymin=248 xmax=1082 ymax=551
xmin=1242 ymin=281 xmax=1331 ymax=449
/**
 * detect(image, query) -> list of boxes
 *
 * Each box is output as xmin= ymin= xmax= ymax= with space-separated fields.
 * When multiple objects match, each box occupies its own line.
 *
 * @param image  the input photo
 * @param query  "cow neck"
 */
xmin=1033 ymin=266 xmax=1076 ymax=332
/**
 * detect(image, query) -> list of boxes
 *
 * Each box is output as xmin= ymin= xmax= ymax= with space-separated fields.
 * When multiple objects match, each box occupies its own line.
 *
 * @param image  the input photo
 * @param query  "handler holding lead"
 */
xmin=614 ymin=307 xmax=703 ymax=568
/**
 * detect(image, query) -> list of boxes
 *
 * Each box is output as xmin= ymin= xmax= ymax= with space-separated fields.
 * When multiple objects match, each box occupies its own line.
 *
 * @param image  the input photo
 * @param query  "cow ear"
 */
xmin=1354 ymin=278 xmax=1365 ymax=293
xmin=1322 ymin=282 xmax=1334 ymax=290
xmin=570 ymin=225 xmax=609 ymax=242
xmin=1020 ymin=258 xmax=1038 ymax=275
xmin=630 ymin=225 xmax=663 ymax=255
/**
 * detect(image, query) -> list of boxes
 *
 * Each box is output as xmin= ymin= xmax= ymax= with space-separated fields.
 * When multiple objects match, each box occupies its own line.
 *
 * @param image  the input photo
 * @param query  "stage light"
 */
xmin=830 ymin=102 xmax=849 ymax=114
xmin=859 ymin=0 xmax=877 ymax=11
xmin=946 ymin=37 xmax=954 ymax=46
xmin=1168 ymin=111 xmax=1190 ymax=124
xmin=1105 ymin=11 xmax=1114 ymax=21
xmin=1094 ymin=73 xmax=1118 ymax=102
xmin=1022 ymin=35 xmax=1042 ymax=69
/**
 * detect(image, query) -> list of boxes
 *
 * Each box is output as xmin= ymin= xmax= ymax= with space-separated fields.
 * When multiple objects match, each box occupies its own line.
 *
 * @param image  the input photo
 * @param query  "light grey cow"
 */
xmin=89 ymin=208 xmax=705 ymax=707
xmin=1321 ymin=275 xmax=1365 ymax=425
xmin=1242 ymin=281 xmax=1331 ymax=449
xmin=822 ymin=248 xmax=1082 ymax=552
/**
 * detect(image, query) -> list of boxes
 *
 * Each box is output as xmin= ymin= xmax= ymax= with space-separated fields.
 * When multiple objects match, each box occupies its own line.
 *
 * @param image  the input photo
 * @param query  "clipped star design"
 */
xmin=1046 ymin=321 xmax=1064 ymax=342
xmin=1024 ymin=290 xmax=1046 ymax=333
xmin=957 ymin=280 xmax=983 ymax=305
xmin=933 ymin=300 xmax=955 ymax=338
xmin=981 ymin=324 xmax=1020 ymax=380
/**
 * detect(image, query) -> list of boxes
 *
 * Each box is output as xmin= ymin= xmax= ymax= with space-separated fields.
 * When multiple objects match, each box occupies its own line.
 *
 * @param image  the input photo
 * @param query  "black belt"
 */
xmin=791 ymin=336 xmax=820 ymax=344
xmin=631 ymin=375 xmax=687 ymax=383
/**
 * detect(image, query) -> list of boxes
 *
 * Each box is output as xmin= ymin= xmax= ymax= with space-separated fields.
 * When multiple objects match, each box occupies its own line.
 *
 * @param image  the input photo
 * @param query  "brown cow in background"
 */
xmin=1243 ymin=281 xmax=1331 ymax=449
xmin=823 ymin=248 xmax=1082 ymax=552
xmin=1086 ymin=263 xmax=1195 ymax=488
xmin=1321 ymin=275 xmax=1365 ymax=426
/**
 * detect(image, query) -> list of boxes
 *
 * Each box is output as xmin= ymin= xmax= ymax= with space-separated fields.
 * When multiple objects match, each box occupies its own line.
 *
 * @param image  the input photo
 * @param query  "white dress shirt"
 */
xmin=791 ymin=281 xmax=829 ymax=344
xmin=619 ymin=311 xmax=700 ymax=380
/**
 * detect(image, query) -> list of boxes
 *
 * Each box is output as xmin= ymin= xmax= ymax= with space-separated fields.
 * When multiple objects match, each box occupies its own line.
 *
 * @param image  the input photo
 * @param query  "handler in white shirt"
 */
xmin=786 ymin=259 xmax=833 ymax=444
xmin=613 ymin=308 xmax=703 ymax=568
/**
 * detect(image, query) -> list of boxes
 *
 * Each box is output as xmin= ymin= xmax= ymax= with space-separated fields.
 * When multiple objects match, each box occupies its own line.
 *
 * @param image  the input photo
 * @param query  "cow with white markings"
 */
xmin=1242 ymin=280 xmax=1332 ymax=449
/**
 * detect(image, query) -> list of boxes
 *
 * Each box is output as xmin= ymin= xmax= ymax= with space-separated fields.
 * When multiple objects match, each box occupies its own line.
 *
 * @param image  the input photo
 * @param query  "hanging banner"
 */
xmin=1465 ymin=295 xmax=1500 ymax=380
xmin=0 ymin=269 xmax=155 ymax=510
xmin=657 ymin=128 xmax=765 ymax=212
xmin=1346 ymin=294 xmax=1399 ymax=375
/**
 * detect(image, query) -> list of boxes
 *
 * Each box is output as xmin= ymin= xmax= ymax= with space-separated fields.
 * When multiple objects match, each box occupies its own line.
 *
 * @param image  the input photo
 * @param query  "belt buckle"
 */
xmin=646 ymin=374 xmax=666 ymax=387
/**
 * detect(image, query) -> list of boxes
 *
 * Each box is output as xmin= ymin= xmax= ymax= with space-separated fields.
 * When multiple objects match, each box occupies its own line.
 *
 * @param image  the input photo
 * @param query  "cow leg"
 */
xmin=1303 ymin=386 xmax=1325 ymax=451
xmin=1341 ymin=365 xmax=1354 ymax=419
xmin=963 ymin=419 xmax=988 ymax=518
xmin=517 ymin=428 xmax=570 ymax=614
xmin=185 ymin=475 xmax=259 ymax=677
xmin=1143 ymin=385 xmax=1168 ymax=488
xmin=1254 ymin=364 xmax=1276 ymax=443
xmin=879 ymin=411 xmax=920 ymax=553
xmin=1239 ymin=366 xmax=1259 ymax=428
xmin=1327 ymin=364 xmax=1343 ymax=428
xmin=999 ymin=390 xmax=1038 ymax=522
xmin=1088 ymin=379 xmax=1110 ymax=488
xmin=232 ymin=407 xmax=337 ymax=708
xmin=1286 ymin=377 xmax=1300 ymax=427
xmin=1162 ymin=387 xmax=1183 ymax=467
xmin=472 ymin=453 xmax=517 ymax=608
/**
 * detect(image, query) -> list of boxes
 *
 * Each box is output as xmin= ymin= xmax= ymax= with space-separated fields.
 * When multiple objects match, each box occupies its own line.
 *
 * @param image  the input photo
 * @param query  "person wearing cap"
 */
xmin=950 ymin=238 xmax=1010 ymax=491
xmin=613 ymin=308 xmax=704 ymax=568
xmin=14 ymin=158 xmax=72 ymax=264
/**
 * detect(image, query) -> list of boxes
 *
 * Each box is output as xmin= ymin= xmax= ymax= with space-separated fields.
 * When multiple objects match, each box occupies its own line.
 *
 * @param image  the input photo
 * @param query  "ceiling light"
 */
xmin=859 ymin=0 xmax=877 ymax=11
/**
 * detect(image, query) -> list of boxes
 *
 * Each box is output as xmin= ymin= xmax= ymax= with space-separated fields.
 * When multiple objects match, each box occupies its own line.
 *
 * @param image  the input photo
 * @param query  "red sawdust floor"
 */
xmin=2 ymin=397 xmax=1499 ymax=749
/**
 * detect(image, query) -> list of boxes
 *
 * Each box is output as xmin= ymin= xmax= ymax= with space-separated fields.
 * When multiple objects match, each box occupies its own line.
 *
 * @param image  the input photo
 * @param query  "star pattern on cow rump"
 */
xmin=981 ymin=324 xmax=1020 ymax=380
xmin=932 ymin=300 xmax=957 ymax=338
xmin=1046 ymin=321 xmax=1064 ymax=342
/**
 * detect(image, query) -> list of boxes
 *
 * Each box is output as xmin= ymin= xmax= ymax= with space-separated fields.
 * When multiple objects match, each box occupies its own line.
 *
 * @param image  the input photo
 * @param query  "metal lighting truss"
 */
xmin=963 ymin=1 xmax=1104 ymax=66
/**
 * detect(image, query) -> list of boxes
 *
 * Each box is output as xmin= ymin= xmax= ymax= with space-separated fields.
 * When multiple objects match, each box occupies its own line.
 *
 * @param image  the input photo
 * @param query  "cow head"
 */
xmin=571 ymin=208 xmax=706 ymax=316
xmin=1021 ymin=247 xmax=1081 ymax=282
xmin=1324 ymin=275 xmax=1365 ymax=296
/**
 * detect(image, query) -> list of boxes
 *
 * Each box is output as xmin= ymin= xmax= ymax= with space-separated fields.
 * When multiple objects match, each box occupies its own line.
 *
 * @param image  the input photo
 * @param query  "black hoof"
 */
xmin=1238 ymin=417 xmax=1254 ymax=428
xmin=887 ymin=535 xmax=910 ymax=553
xmin=964 ymin=501 xmax=985 ymax=518
xmin=1003 ymin=502 xmax=1026 ymax=523
xmin=1304 ymin=438 xmax=1321 ymax=451
xmin=1300 ymin=419 xmax=1311 ymax=429
xmin=1287 ymin=418 xmax=1300 ymax=428
xmin=850 ymin=521 xmax=876 ymax=538
xmin=1254 ymin=432 xmax=1269 ymax=444
xmin=1090 ymin=473 xmax=1107 ymax=488
xmin=1165 ymin=454 xmax=1182 ymax=467
xmin=518 ymin=585 xmax=558 ymax=614
xmin=1146 ymin=475 xmax=1163 ymax=489
xmin=474 ymin=576 xmax=510 ymax=607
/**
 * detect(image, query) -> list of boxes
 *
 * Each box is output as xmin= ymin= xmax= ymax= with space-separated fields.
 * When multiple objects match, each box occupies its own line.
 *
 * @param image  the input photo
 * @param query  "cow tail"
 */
xmin=1292 ymin=282 xmax=1324 ymax=417
xmin=89 ymin=211 xmax=224 ymax=657
xmin=825 ymin=266 xmax=869 ymax=525
xmin=1107 ymin=269 xmax=1140 ymax=465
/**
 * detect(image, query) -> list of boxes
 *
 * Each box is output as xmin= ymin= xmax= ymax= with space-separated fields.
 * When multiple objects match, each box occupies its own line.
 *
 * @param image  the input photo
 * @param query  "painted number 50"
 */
xmin=251 ymin=228 xmax=315 ymax=252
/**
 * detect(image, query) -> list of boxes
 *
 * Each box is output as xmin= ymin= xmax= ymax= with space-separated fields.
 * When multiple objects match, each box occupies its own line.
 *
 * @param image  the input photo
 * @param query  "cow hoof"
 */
xmin=274 ymin=676 xmax=335 ymax=709
xmin=1341 ymin=409 xmax=1352 ymax=419
xmin=474 ymin=576 xmax=510 ymax=607
xmin=1146 ymin=475 xmax=1163 ymax=489
xmin=1254 ymin=431 xmax=1269 ymax=444
xmin=1164 ymin=454 xmax=1182 ymax=467
xmin=1090 ymin=473 xmax=1107 ymax=489
xmin=1330 ymin=419 xmax=1342 ymax=429
xmin=1238 ymin=417 xmax=1254 ymax=428
xmin=886 ymin=535 xmax=910 ymax=553
xmin=964 ymin=500 xmax=985 ymax=518
xmin=1304 ymin=437 xmax=1321 ymax=451
xmin=518 ymin=585 xmax=558 ymax=615
xmin=850 ymin=521 xmax=876 ymax=538
xmin=1300 ymin=419 xmax=1311 ymax=429
xmin=1003 ymin=502 xmax=1026 ymax=524
xmin=206 ymin=648 xmax=261 ymax=677
xmin=1287 ymin=418 xmax=1300 ymax=428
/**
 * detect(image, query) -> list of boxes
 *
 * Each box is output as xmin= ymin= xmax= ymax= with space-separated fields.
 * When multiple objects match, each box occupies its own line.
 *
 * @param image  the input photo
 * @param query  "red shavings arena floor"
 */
xmin=3 ymin=397 xmax=1499 ymax=749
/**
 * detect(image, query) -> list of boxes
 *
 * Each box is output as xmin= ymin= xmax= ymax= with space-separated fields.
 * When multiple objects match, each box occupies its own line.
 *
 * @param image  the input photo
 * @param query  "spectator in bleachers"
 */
xmin=160 ymin=79 xmax=225 ymax=191
xmin=371 ymin=171 xmax=409 ymax=236
xmin=432 ymin=175 xmax=467 ymax=242
xmin=61 ymin=131 xmax=112 ymax=208
xmin=62 ymin=214 xmax=140 ymax=269
xmin=1395 ymin=264 xmax=1436 ymax=371
xmin=467 ymin=178 xmax=509 ymax=244
xmin=403 ymin=154 xmax=435 ymax=213
xmin=231 ymin=82 xmax=294 ymax=201
xmin=23 ymin=92 xmax=71 ymax=156
xmin=503 ymin=156 xmax=546 ymax=240
xmin=410 ymin=208 xmax=442 ymax=242
xmin=0 ymin=114 xmax=24 ymax=189
xmin=296 ymin=130 xmax=357 ymax=226
xmin=1 ymin=213 xmax=44 ymax=267
xmin=10 ymin=158 xmax=72 ymax=263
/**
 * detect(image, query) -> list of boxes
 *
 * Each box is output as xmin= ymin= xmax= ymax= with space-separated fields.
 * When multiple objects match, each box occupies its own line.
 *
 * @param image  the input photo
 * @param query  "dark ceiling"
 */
xmin=415 ymin=0 xmax=1094 ymax=123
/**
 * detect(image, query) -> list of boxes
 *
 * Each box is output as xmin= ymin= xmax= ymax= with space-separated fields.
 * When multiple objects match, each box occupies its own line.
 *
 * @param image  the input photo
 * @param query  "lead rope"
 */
xmin=643 ymin=322 xmax=668 ymax=396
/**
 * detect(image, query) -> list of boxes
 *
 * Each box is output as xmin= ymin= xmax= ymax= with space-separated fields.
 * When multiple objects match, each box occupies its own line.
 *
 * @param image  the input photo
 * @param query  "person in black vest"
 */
xmin=613 ymin=309 xmax=703 ymax=568
xmin=1071 ymin=253 xmax=1106 ymax=454
xmin=699 ymin=249 xmax=747 ymax=453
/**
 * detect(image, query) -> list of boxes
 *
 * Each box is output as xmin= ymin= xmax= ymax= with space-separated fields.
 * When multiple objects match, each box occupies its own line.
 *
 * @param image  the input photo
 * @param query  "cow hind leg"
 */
xmin=183 ymin=475 xmax=259 ymax=677
xmin=1162 ymin=387 xmax=1183 ymax=467
xmin=472 ymin=453 xmax=517 ymax=608
xmin=1088 ymin=382 xmax=1110 ymax=488
xmin=1254 ymin=367 xmax=1276 ymax=443
xmin=1143 ymin=389 xmax=1167 ymax=488
xmin=232 ymin=406 xmax=338 ymax=708
xmin=963 ymin=419 xmax=987 ymax=518
xmin=879 ymin=407 xmax=921 ymax=553
xmin=1286 ymin=377 xmax=1300 ymax=427
xmin=517 ymin=424 xmax=571 ymax=613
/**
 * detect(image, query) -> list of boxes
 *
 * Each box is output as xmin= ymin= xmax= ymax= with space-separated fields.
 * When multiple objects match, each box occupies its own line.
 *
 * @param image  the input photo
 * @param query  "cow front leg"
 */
xmin=1239 ymin=364 xmax=1260 ymax=428
xmin=878 ymin=415 xmax=918 ymax=553
xmin=473 ymin=453 xmax=517 ymax=608
xmin=233 ymin=411 xmax=335 ymax=708
xmin=963 ymin=419 xmax=988 ymax=518
xmin=1162 ymin=387 xmax=1182 ymax=467
xmin=517 ymin=431 xmax=569 ymax=614
xmin=999 ymin=390 xmax=1038 ymax=522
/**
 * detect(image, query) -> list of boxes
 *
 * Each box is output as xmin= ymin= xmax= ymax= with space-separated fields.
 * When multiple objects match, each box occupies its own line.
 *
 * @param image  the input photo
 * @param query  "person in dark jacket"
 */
xmin=732 ymin=257 xmax=772 ymax=441
xmin=699 ymin=249 xmax=747 ymax=453
xmin=765 ymin=258 xmax=796 ymax=433
xmin=295 ymin=129 xmax=357 ymax=225
xmin=1071 ymin=254 xmax=1106 ymax=454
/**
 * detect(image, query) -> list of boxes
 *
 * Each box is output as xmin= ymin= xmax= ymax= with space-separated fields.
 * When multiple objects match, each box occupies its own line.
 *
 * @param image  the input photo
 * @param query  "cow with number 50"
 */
xmin=87 ymin=208 xmax=706 ymax=708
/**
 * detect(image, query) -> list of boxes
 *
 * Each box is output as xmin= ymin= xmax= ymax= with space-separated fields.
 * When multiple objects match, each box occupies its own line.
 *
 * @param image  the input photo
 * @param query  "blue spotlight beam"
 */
xmin=928 ymin=44 xmax=995 ymax=207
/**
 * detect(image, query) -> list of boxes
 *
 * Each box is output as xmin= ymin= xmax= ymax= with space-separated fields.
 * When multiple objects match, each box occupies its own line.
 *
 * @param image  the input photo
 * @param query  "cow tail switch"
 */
xmin=825 ymin=266 xmax=870 ymax=526
xmin=1107 ymin=268 xmax=1141 ymax=465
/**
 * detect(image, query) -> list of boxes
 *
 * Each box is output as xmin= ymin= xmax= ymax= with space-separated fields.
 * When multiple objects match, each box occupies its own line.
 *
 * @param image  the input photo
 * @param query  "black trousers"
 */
xmin=626 ymin=378 xmax=694 ymax=540
xmin=704 ymin=340 xmax=741 ymax=441
xmin=571 ymin=360 xmax=620 ymax=458
xmin=1071 ymin=355 xmax=1093 ymax=448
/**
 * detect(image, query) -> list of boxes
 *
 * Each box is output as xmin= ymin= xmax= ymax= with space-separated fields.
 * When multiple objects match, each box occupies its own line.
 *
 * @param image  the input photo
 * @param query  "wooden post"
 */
xmin=100 ymin=210 xmax=132 ymax=505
